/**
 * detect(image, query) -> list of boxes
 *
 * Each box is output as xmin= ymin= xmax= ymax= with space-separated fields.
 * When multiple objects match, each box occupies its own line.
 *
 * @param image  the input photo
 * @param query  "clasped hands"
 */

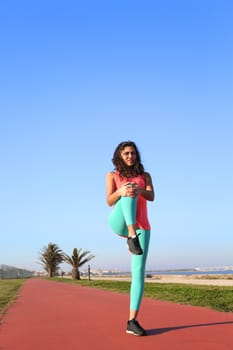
xmin=119 ymin=182 xmax=141 ymax=197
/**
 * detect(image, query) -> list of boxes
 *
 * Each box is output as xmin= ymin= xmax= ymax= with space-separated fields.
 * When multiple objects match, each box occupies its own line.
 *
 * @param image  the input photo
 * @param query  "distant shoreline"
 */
xmin=88 ymin=269 xmax=233 ymax=277
xmin=91 ymin=273 xmax=233 ymax=286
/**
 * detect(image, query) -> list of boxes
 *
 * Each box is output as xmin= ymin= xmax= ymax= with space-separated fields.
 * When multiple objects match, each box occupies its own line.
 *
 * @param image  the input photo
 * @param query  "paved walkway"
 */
xmin=0 ymin=278 xmax=233 ymax=350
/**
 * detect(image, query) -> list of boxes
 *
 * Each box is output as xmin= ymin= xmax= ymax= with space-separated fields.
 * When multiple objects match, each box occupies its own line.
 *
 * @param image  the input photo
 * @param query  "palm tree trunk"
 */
xmin=72 ymin=268 xmax=79 ymax=280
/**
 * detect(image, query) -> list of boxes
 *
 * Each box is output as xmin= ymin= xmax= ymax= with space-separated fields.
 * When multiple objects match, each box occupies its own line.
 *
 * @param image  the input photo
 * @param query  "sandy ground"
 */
xmin=91 ymin=274 xmax=233 ymax=286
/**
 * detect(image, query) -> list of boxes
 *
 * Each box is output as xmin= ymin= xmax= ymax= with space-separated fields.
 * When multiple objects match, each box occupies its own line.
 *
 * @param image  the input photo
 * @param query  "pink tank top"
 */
xmin=114 ymin=172 xmax=151 ymax=230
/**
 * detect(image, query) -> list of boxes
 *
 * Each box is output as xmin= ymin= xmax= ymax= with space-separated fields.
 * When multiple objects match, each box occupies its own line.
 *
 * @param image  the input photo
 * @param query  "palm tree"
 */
xmin=39 ymin=242 xmax=65 ymax=277
xmin=64 ymin=248 xmax=95 ymax=280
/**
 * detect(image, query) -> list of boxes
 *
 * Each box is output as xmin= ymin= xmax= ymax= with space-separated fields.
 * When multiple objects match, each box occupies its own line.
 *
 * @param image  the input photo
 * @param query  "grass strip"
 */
xmin=0 ymin=279 xmax=26 ymax=315
xmin=51 ymin=277 xmax=233 ymax=313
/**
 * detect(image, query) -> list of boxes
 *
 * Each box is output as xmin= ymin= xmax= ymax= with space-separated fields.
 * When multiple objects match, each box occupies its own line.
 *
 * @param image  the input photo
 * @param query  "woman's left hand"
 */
xmin=134 ymin=185 xmax=142 ymax=196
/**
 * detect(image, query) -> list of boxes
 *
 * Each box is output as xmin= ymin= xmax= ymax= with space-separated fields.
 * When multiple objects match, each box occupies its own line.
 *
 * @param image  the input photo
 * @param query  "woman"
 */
xmin=106 ymin=141 xmax=155 ymax=336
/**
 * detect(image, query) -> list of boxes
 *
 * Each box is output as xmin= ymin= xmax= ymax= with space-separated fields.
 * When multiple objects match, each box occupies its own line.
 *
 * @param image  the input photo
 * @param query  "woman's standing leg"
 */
xmin=129 ymin=229 xmax=150 ymax=317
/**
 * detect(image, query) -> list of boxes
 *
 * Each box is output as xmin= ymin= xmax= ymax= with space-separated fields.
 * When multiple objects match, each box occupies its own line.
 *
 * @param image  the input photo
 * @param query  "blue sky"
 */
xmin=0 ymin=0 xmax=232 ymax=272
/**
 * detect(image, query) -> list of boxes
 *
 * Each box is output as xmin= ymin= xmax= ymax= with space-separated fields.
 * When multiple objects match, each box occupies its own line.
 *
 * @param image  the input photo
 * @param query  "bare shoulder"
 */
xmin=106 ymin=172 xmax=117 ymax=195
xmin=106 ymin=171 xmax=115 ymax=178
xmin=143 ymin=172 xmax=153 ymax=185
xmin=106 ymin=171 xmax=115 ymax=182
xmin=144 ymin=171 xmax=152 ymax=180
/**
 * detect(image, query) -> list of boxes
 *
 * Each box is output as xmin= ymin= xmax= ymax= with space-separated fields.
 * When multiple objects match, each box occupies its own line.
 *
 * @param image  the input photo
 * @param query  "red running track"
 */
xmin=0 ymin=278 xmax=233 ymax=350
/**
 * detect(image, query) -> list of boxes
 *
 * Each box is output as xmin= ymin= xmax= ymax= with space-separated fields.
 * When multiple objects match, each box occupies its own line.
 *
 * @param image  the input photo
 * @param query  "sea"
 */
xmin=146 ymin=269 xmax=233 ymax=276
xmin=102 ymin=269 xmax=233 ymax=277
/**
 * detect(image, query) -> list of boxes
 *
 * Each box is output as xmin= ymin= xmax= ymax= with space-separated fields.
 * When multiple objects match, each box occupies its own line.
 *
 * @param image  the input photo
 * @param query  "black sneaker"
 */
xmin=127 ymin=235 xmax=143 ymax=255
xmin=126 ymin=318 xmax=146 ymax=336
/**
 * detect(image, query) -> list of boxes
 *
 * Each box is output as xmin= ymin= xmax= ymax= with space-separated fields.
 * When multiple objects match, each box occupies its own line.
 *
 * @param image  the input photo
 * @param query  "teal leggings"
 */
xmin=108 ymin=196 xmax=150 ymax=311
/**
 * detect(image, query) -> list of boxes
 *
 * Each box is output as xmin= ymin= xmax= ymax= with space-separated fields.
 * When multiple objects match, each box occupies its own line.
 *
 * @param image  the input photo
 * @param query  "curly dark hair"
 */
xmin=112 ymin=141 xmax=145 ymax=178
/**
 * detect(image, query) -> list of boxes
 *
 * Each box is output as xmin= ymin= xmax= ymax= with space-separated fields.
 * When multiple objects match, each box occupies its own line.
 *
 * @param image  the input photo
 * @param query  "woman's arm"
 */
xmin=106 ymin=172 xmax=121 ymax=206
xmin=136 ymin=172 xmax=155 ymax=201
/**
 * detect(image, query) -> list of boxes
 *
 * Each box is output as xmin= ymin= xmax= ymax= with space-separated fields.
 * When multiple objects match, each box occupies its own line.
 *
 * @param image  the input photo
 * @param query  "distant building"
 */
xmin=0 ymin=264 xmax=33 ymax=279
